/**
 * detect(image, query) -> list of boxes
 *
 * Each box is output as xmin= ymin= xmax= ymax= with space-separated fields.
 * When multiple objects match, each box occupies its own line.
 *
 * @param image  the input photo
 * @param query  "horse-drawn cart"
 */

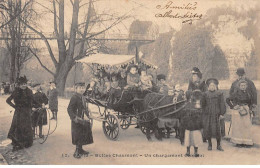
xmin=76 ymin=54 xmax=187 ymax=141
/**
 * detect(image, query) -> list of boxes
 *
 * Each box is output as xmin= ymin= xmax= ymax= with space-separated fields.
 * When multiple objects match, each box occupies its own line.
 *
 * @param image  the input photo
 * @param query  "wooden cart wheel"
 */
xmin=119 ymin=116 xmax=131 ymax=130
xmin=102 ymin=113 xmax=120 ymax=141
xmin=35 ymin=109 xmax=50 ymax=144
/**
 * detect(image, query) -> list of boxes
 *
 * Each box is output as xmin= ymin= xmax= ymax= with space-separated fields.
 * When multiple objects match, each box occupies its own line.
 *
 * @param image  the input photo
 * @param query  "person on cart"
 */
xmin=140 ymin=70 xmax=153 ymax=91
xmin=67 ymin=82 xmax=93 ymax=159
xmin=157 ymin=74 xmax=169 ymax=95
xmin=31 ymin=83 xmax=48 ymax=139
xmin=118 ymin=69 xmax=127 ymax=89
xmin=6 ymin=76 xmax=34 ymax=151
xmin=108 ymin=74 xmax=122 ymax=104
xmin=125 ymin=64 xmax=141 ymax=91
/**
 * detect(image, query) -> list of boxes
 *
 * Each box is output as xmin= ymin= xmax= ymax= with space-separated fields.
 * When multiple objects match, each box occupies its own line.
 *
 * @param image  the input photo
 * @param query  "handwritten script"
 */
xmin=155 ymin=1 xmax=203 ymax=24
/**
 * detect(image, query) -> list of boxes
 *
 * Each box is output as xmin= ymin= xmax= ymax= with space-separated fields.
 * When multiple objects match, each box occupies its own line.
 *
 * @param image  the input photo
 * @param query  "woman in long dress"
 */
xmin=6 ymin=76 xmax=34 ymax=151
xmin=226 ymin=80 xmax=254 ymax=147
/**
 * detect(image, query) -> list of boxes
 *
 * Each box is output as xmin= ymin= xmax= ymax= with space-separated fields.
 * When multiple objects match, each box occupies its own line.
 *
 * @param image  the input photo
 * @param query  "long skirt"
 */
xmin=184 ymin=130 xmax=202 ymax=147
xmin=8 ymin=107 xmax=33 ymax=148
xmin=230 ymin=106 xmax=253 ymax=145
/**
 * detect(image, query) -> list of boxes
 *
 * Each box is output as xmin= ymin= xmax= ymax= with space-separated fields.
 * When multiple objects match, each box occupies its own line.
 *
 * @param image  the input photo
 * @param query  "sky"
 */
xmin=34 ymin=0 xmax=259 ymax=35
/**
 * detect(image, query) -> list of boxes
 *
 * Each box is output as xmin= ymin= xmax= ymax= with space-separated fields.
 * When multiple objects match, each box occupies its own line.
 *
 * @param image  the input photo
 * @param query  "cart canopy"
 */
xmin=76 ymin=53 xmax=158 ymax=69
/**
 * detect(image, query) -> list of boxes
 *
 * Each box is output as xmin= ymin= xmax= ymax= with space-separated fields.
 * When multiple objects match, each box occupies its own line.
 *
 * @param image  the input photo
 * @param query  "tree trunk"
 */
xmin=54 ymin=61 xmax=74 ymax=96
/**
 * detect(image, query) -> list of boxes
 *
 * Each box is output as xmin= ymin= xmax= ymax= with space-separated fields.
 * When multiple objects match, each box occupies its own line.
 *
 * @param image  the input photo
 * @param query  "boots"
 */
xmin=208 ymin=138 xmax=212 ymax=151
xmin=73 ymin=147 xmax=81 ymax=159
xmin=39 ymin=125 xmax=44 ymax=139
xmin=194 ymin=147 xmax=199 ymax=157
xmin=217 ymin=139 xmax=224 ymax=151
xmin=185 ymin=146 xmax=190 ymax=157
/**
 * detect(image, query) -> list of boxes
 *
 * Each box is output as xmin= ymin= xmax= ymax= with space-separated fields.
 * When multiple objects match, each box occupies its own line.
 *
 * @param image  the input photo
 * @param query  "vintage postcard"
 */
xmin=0 ymin=0 xmax=259 ymax=165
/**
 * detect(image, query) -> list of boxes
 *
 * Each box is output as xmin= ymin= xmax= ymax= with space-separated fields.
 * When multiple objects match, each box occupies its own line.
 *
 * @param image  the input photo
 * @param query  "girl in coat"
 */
xmin=202 ymin=78 xmax=226 ymax=151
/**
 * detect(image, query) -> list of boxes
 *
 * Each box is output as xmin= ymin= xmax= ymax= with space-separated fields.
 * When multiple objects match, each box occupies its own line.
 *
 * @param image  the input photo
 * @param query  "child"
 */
xmin=67 ymin=82 xmax=93 ymax=158
xmin=157 ymin=74 xmax=169 ymax=95
xmin=140 ymin=70 xmax=152 ymax=90
xmin=182 ymin=90 xmax=204 ymax=157
xmin=109 ymin=75 xmax=122 ymax=104
xmin=31 ymin=83 xmax=48 ymax=139
xmin=173 ymin=84 xmax=185 ymax=103
xmin=202 ymin=78 xmax=226 ymax=151
xmin=126 ymin=65 xmax=141 ymax=89
xmin=47 ymin=81 xmax=58 ymax=120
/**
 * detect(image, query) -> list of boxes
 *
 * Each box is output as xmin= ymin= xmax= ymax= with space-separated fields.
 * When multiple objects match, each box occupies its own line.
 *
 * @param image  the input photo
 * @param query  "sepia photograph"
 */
xmin=0 ymin=0 xmax=259 ymax=165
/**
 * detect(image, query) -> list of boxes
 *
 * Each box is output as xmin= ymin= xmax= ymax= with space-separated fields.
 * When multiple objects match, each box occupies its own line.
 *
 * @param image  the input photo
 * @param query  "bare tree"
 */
xmin=20 ymin=0 xmax=132 ymax=95
xmin=0 ymin=0 xmax=35 ymax=83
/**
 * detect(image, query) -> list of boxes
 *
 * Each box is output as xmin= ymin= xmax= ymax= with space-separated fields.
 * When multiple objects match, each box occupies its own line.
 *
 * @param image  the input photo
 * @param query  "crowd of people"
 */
xmin=3 ymin=64 xmax=258 ymax=159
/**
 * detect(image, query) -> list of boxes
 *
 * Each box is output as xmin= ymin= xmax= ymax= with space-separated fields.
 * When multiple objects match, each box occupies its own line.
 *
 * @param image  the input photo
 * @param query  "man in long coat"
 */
xmin=6 ymin=76 xmax=34 ymax=151
xmin=67 ymin=82 xmax=93 ymax=159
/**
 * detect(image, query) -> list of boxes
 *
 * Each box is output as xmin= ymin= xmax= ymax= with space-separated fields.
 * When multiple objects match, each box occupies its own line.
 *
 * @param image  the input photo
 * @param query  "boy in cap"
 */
xmin=202 ymin=78 xmax=226 ymax=151
xmin=67 ymin=82 xmax=93 ymax=158
xmin=47 ymin=81 xmax=58 ymax=120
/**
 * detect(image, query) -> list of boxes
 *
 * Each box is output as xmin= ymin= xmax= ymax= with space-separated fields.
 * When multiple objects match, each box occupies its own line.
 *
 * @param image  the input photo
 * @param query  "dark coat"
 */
xmin=67 ymin=93 xmax=93 ymax=146
xmin=118 ymin=77 xmax=127 ymax=89
xmin=202 ymin=91 xmax=226 ymax=139
xmin=229 ymin=77 xmax=257 ymax=105
xmin=47 ymin=88 xmax=58 ymax=111
xmin=188 ymin=80 xmax=207 ymax=92
xmin=226 ymin=89 xmax=252 ymax=108
xmin=180 ymin=103 xmax=203 ymax=131
xmin=6 ymin=87 xmax=34 ymax=148
xmin=32 ymin=91 xmax=48 ymax=127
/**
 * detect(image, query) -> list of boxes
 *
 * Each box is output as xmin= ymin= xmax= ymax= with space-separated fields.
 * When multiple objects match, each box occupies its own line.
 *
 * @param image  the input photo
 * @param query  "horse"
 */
xmin=140 ymin=90 xmax=204 ymax=142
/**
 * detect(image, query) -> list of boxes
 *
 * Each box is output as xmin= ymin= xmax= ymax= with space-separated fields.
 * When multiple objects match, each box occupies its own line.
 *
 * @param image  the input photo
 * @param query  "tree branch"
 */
xmin=0 ymin=0 xmax=32 ymax=29
xmin=28 ymin=47 xmax=55 ymax=76
xmin=53 ymin=0 xmax=59 ymax=38
xmin=18 ymin=17 xmax=58 ymax=68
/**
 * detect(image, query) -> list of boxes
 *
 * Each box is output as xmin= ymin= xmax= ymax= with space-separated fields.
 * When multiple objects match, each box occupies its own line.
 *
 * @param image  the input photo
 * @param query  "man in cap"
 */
xmin=229 ymin=68 xmax=257 ymax=109
xmin=47 ymin=81 xmax=59 ymax=120
xmin=67 ymin=82 xmax=93 ymax=159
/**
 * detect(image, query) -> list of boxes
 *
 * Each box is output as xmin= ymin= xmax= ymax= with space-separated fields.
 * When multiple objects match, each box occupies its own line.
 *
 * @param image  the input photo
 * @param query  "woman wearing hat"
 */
xmin=188 ymin=67 xmax=207 ymax=92
xmin=226 ymin=80 xmax=254 ymax=147
xmin=202 ymin=78 xmax=226 ymax=151
xmin=6 ymin=76 xmax=34 ymax=151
